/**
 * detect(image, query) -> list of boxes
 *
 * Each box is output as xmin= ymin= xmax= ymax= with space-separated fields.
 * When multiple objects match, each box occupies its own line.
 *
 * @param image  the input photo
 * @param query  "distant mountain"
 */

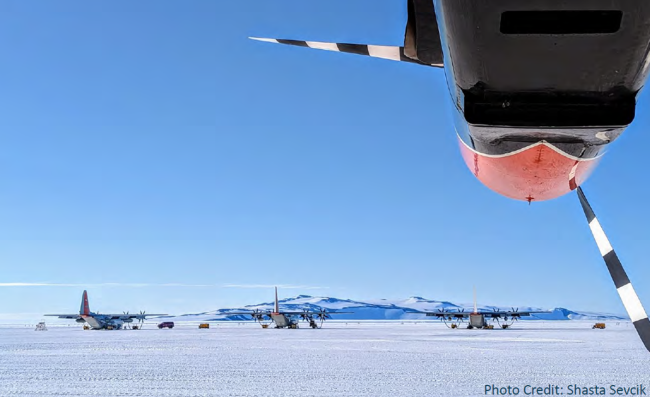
xmin=160 ymin=295 xmax=628 ymax=322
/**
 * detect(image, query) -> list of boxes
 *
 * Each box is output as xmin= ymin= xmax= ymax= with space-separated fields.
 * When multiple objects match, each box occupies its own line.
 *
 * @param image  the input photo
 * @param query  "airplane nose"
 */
xmin=457 ymin=137 xmax=601 ymax=202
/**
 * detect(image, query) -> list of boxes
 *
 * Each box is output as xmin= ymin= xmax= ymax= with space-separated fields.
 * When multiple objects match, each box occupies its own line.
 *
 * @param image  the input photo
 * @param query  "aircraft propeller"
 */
xmin=315 ymin=308 xmax=331 ymax=321
xmin=136 ymin=310 xmax=146 ymax=329
xmin=300 ymin=309 xmax=312 ymax=321
xmin=122 ymin=311 xmax=132 ymax=328
xmin=577 ymin=187 xmax=650 ymax=352
xmin=249 ymin=309 xmax=264 ymax=322
xmin=313 ymin=308 xmax=330 ymax=328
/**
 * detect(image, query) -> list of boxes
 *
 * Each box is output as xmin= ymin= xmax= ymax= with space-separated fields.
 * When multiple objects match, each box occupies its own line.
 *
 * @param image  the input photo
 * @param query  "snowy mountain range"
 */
xmin=162 ymin=295 xmax=628 ymax=322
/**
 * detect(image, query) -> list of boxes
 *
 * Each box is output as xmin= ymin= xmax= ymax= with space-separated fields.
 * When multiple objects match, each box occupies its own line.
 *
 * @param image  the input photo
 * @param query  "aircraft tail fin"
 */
xmin=274 ymin=286 xmax=279 ymax=313
xmin=79 ymin=290 xmax=90 ymax=316
xmin=473 ymin=286 xmax=478 ymax=314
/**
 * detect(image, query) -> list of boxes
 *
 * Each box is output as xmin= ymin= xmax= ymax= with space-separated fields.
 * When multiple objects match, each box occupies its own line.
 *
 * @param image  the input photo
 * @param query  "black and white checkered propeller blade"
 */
xmin=577 ymin=187 xmax=650 ymax=352
xmin=248 ymin=37 xmax=442 ymax=68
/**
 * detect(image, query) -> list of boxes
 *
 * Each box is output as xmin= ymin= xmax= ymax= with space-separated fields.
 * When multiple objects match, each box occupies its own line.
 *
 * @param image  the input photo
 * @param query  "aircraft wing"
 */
xmin=282 ymin=311 xmax=354 ymax=315
xmin=44 ymin=314 xmax=81 ymax=319
xmin=425 ymin=312 xmax=471 ymax=318
xmin=102 ymin=314 xmax=167 ymax=319
xmin=223 ymin=311 xmax=272 ymax=318
xmin=479 ymin=311 xmax=550 ymax=317
xmin=425 ymin=311 xmax=550 ymax=318
xmin=223 ymin=311 xmax=270 ymax=315
xmin=222 ymin=310 xmax=353 ymax=317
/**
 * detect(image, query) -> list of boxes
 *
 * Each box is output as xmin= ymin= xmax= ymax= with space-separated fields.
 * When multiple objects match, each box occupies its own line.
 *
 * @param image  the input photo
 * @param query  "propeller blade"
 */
xmin=577 ymin=187 xmax=650 ymax=352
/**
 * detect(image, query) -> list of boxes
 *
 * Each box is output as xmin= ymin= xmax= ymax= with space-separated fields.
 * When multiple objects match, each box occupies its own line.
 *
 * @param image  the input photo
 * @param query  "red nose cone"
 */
xmin=458 ymin=137 xmax=600 ymax=202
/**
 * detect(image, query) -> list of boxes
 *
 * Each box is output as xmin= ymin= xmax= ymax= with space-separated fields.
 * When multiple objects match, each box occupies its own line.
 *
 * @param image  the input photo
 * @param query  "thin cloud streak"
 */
xmin=0 ymin=283 xmax=327 ymax=289
xmin=221 ymin=284 xmax=328 ymax=290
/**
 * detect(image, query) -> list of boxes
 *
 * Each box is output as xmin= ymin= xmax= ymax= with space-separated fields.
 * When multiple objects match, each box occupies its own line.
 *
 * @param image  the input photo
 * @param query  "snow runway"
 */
xmin=0 ymin=321 xmax=647 ymax=396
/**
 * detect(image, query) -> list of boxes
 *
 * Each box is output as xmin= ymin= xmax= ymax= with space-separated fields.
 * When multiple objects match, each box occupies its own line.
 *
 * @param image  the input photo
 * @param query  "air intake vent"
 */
xmin=500 ymin=10 xmax=622 ymax=34
xmin=463 ymin=91 xmax=635 ymax=127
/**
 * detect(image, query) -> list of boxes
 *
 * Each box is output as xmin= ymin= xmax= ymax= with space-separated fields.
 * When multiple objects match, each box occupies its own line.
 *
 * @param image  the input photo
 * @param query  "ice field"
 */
xmin=0 ymin=321 xmax=648 ymax=396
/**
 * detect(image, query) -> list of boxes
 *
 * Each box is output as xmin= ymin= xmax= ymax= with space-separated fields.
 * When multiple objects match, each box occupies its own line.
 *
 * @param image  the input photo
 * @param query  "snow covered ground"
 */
xmin=0 ymin=321 xmax=648 ymax=396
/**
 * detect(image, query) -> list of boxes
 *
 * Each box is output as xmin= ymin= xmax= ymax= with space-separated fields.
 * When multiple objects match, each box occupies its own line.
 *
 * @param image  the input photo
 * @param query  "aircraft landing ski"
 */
xmin=577 ymin=187 xmax=650 ymax=352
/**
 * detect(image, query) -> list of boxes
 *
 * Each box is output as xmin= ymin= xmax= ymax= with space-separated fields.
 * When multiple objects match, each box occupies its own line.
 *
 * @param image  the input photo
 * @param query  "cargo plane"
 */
xmin=420 ymin=288 xmax=551 ymax=329
xmin=227 ymin=287 xmax=352 ymax=329
xmin=45 ymin=290 xmax=166 ymax=330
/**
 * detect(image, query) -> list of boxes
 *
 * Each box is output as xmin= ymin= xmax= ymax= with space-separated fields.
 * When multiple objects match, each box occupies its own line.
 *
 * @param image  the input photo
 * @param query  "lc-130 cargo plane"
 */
xmin=45 ymin=290 xmax=166 ymax=330
xmin=227 ymin=287 xmax=352 ymax=329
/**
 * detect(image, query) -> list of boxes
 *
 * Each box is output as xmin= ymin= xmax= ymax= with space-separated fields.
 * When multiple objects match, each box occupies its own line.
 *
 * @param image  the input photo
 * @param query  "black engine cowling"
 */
xmin=403 ymin=0 xmax=443 ymax=66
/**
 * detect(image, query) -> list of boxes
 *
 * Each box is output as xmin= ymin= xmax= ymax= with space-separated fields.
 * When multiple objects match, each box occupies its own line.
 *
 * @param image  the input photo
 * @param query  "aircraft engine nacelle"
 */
xmin=403 ymin=0 xmax=605 ymax=202
xmin=438 ymin=0 xmax=650 ymax=202
xmin=122 ymin=318 xmax=133 ymax=323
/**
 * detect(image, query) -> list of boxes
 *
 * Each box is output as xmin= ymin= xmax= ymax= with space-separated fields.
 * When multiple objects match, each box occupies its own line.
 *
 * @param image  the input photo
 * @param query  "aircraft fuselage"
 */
xmin=469 ymin=314 xmax=487 ymax=328
xmin=270 ymin=313 xmax=294 ymax=328
xmin=82 ymin=315 xmax=124 ymax=330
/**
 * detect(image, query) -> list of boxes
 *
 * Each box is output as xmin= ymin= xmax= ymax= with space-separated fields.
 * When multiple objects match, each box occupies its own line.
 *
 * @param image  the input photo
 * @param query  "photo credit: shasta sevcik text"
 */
xmin=484 ymin=384 xmax=647 ymax=396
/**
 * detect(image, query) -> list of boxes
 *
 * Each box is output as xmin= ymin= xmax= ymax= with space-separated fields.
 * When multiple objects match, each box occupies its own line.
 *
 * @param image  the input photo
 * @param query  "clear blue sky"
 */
xmin=1 ymin=0 xmax=648 ymax=320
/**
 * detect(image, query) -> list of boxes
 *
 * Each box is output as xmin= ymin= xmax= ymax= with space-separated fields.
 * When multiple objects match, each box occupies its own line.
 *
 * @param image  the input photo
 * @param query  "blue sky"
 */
xmin=1 ymin=0 xmax=648 ymax=321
